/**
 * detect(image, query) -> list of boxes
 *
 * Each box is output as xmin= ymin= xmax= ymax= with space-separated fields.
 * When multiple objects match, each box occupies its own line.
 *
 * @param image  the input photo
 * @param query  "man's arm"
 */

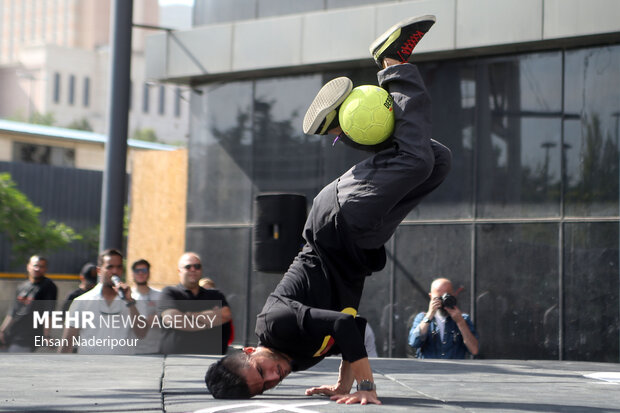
xmin=0 ymin=314 xmax=13 ymax=345
xmin=331 ymin=357 xmax=381 ymax=405
xmin=445 ymin=307 xmax=479 ymax=356
xmin=408 ymin=312 xmax=428 ymax=348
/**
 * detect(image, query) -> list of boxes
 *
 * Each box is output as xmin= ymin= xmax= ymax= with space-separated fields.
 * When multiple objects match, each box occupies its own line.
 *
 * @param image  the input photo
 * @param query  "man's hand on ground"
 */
xmin=305 ymin=383 xmax=350 ymax=397
xmin=331 ymin=390 xmax=381 ymax=405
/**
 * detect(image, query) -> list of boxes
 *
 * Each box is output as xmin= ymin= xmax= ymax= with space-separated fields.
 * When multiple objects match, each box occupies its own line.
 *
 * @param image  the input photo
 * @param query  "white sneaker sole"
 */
xmin=303 ymin=77 xmax=353 ymax=135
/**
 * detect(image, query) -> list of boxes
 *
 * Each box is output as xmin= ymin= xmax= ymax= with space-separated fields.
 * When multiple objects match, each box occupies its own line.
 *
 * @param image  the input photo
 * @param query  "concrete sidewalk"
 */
xmin=0 ymin=354 xmax=619 ymax=412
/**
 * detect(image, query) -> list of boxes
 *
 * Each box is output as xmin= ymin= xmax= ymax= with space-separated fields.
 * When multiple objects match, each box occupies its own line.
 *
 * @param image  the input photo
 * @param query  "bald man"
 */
xmin=408 ymin=278 xmax=479 ymax=359
xmin=158 ymin=252 xmax=233 ymax=354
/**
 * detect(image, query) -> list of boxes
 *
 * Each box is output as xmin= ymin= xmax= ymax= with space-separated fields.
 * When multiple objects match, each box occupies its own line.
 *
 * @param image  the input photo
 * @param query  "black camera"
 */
xmin=441 ymin=293 xmax=457 ymax=309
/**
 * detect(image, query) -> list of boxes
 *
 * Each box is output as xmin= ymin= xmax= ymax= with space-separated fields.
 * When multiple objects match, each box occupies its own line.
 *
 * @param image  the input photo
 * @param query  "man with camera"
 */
xmin=408 ymin=278 xmax=479 ymax=359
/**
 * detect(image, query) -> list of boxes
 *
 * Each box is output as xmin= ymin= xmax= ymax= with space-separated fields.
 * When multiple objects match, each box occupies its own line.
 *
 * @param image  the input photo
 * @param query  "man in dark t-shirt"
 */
xmin=205 ymin=15 xmax=451 ymax=406
xmin=159 ymin=252 xmax=232 ymax=354
xmin=0 ymin=255 xmax=57 ymax=352
xmin=61 ymin=262 xmax=97 ymax=313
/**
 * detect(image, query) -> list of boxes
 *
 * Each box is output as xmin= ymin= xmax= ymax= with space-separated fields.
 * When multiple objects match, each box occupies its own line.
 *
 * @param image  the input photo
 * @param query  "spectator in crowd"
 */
xmin=0 ymin=255 xmax=57 ymax=352
xmin=408 ymin=278 xmax=479 ymax=359
xmin=130 ymin=259 xmax=162 ymax=354
xmin=59 ymin=248 xmax=147 ymax=354
xmin=158 ymin=252 xmax=232 ymax=355
xmin=62 ymin=263 xmax=97 ymax=312
xmin=199 ymin=277 xmax=216 ymax=289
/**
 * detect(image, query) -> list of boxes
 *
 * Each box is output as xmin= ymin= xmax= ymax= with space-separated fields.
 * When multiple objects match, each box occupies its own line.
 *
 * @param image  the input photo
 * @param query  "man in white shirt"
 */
xmin=130 ymin=259 xmax=162 ymax=354
xmin=59 ymin=249 xmax=147 ymax=354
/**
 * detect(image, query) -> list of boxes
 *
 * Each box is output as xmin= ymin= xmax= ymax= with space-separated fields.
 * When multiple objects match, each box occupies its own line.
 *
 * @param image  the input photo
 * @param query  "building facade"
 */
xmin=0 ymin=0 xmax=190 ymax=144
xmin=145 ymin=0 xmax=620 ymax=361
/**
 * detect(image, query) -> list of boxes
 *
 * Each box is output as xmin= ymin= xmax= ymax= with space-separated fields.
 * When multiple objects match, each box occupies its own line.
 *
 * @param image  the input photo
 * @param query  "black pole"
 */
xmin=99 ymin=0 xmax=133 ymax=252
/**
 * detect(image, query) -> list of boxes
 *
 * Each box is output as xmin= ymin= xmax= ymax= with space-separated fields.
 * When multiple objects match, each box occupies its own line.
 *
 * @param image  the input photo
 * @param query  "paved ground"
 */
xmin=0 ymin=354 xmax=619 ymax=412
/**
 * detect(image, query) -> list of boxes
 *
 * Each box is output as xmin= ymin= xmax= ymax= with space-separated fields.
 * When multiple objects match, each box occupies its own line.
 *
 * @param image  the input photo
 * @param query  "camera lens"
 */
xmin=441 ymin=293 xmax=457 ymax=309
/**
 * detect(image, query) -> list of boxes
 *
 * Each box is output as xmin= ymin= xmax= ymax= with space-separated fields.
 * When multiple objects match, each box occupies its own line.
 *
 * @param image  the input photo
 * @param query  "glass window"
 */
xmin=174 ymin=87 xmax=181 ymax=117
xmin=83 ymin=76 xmax=90 ymax=107
xmin=185 ymin=227 xmax=251 ymax=345
xmin=393 ymin=224 xmax=473 ymax=358
xmin=68 ymin=74 xmax=75 ymax=105
xmin=564 ymin=46 xmax=620 ymax=217
xmin=475 ymin=223 xmax=559 ymax=359
xmin=474 ymin=53 xmax=563 ymax=218
xmin=142 ymin=82 xmax=150 ymax=113
xmin=13 ymin=142 xmax=75 ymax=167
xmin=53 ymin=72 xmax=61 ymax=103
xmin=253 ymin=75 xmax=324 ymax=200
xmin=158 ymin=85 xmax=165 ymax=115
xmin=187 ymin=81 xmax=254 ymax=223
xmin=417 ymin=62 xmax=475 ymax=219
xmin=563 ymin=222 xmax=619 ymax=362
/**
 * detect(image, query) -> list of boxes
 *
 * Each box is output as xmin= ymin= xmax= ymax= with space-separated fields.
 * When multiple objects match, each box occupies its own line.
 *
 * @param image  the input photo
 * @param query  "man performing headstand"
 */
xmin=205 ymin=15 xmax=451 ymax=405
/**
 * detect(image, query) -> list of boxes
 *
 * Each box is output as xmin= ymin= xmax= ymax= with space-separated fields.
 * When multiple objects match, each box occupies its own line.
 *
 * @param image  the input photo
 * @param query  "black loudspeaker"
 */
xmin=253 ymin=193 xmax=307 ymax=273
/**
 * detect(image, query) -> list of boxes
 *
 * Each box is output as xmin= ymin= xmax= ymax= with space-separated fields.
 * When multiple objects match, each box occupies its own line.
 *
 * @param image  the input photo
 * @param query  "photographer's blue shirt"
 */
xmin=408 ymin=312 xmax=478 ymax=359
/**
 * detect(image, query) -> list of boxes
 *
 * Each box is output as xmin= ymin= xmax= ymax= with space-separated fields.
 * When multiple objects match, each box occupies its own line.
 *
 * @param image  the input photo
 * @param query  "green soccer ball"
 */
xmin=338 ymin=85 xmax=395 ymax=145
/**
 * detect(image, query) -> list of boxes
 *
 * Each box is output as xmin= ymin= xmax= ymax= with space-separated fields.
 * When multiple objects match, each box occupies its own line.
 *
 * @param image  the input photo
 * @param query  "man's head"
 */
xmin=80 ymin=262 xmax=98 ymax=288
xmin=205 ymin=347 xmax=292 ymax=399
xmin=430 ymin=278 xmax=456 ymax=315
xmin=178 ymin=252 xmax=202 ymax=290
xmin=131 ymin=259 xmax=151 ymax=286
xmin=199 ymin=277 xmax=215 ymax=289
xmin=97 ymin=248 xmax=124 ymax=286
xmin=27 ymin=255 xmax=48 ymax=282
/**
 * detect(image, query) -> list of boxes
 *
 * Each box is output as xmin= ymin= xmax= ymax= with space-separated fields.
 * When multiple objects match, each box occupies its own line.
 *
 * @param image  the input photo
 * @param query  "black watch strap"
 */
xmin=356 ymin=380 xmax=376 ymax=392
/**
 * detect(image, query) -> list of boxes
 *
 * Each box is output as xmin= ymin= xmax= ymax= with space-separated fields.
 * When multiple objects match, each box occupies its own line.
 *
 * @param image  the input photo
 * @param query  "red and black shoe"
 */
xmin=370 ymin=15 xmax=436 ymax=68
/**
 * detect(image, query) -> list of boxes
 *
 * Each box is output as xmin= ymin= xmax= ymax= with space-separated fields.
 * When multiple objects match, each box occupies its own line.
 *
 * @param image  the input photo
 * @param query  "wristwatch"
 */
xmin=422 ymin=317 xmax=431 ymax=323
xmin=357 ymin=380 xmax=376 ymax=392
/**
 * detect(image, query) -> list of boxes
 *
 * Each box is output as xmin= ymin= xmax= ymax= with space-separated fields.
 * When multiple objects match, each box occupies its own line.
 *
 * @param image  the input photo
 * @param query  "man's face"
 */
xmin=240 ymin=347 xmax=292 ymax=396
xmin=132 ymin=265 xmax=150 ymax=286
xmin=178 ymin=254 xmax=202 ymax=289
xmin=99 ymin=255 xmax=124 ymax=286
xmin=430 ymin=281 xmax=454 ymax=316
xmin=27 ymin=257 xmax=47 ymax=281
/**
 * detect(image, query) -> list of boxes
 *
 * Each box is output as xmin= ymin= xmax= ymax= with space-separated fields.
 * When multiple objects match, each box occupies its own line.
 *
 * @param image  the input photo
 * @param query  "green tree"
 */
xmin=28 ymin=111 xmax=56 ymax=126
xmin=7 ymin=110 xmax=55 ymax=126
xmin=132 ymin=128 xmax=158 ymax=143
xmin=66 ymin=117 xmax=94 ymax=131
xmin=0 ymin=173 xmax=81 ymax=264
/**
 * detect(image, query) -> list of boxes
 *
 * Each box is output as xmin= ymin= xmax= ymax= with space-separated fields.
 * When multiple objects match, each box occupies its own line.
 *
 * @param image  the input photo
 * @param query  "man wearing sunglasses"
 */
xmin=158 ymin=252 xmax=233 ymax=354
xmin=130 ymin=259 xmax=162 ymax=354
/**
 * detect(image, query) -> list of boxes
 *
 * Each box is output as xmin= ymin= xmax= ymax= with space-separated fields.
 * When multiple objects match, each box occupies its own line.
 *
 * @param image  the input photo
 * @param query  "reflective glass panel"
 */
xmin=416 ymin=62 xmax=475 ymax=219
xmin=186 ymin=227 xmax=251 ymax=345
xmin=394 ymin=224 xmax=473 ymax=358
xmin=564 ymin=46 xmax=620 ymax=217
xmin=253 ymin=75 xmax=324 ymax=201
xmin=563 ymin=222 xmax=619 ymax=362
xmin=475 ymin=223 xmax=559 ymax=359
xmin=188 ymin=82 xmax=254 ymax=223
xmin=475 ymin=53 xmax=563 ymax=218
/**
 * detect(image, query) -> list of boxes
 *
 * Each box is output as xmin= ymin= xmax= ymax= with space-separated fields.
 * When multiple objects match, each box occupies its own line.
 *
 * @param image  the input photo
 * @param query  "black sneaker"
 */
xmin=303 ymin=77 xmax=353 ymax=135
xmin=369 ymin=15 xmax=436 ymax=68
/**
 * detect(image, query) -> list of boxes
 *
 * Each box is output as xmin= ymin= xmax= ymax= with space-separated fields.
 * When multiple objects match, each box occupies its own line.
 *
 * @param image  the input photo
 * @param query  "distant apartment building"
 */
xmin=0 ymin=0 xmax=190 ymax=146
